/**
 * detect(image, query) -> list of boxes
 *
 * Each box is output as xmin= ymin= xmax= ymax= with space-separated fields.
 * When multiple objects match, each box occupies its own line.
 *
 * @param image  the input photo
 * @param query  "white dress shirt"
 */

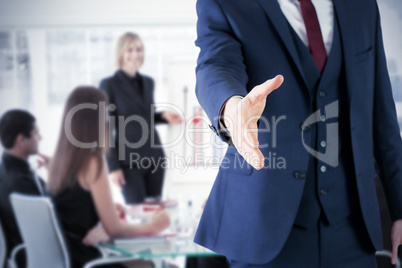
xmin=277 ymin=0 xmax=334 ymax=55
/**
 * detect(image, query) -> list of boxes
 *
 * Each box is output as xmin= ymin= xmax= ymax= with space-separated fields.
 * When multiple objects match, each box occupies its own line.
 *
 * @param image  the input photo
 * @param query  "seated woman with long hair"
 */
xmin=48 ymin=86 xmax=170 ymax=268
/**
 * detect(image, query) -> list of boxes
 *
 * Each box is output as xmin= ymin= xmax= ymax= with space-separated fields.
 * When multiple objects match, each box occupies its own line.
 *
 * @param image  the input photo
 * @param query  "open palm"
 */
xmin=222 ymin=75 xmax=284 ymax=170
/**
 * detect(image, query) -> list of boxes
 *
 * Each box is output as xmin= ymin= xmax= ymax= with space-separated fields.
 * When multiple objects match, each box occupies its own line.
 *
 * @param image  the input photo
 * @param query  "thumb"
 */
xmin=248 ymin=75 xmax=284 ymax=104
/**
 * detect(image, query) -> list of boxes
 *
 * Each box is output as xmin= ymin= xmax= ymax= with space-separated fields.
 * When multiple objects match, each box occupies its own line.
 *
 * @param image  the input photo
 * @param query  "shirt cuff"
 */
xmin=219 ymin=95 xmax=244 ymax=130
xmin=218 ymin=95 xmax=244 ymax=146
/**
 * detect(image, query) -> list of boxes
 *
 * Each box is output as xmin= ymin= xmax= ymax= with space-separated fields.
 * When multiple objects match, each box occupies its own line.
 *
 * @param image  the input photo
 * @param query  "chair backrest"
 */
xmin=9 ymin=193 xmax=70 ymax=268
xmin=376 ymin=250 xmax=401 ymax=268
xmin=0 ymin=219 xmax=6 ymax=268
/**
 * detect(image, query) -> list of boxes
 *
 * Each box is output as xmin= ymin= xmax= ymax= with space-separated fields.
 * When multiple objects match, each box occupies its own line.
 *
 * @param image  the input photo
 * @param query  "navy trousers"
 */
xmin=229 ymin=212 xmax=377 ymax=268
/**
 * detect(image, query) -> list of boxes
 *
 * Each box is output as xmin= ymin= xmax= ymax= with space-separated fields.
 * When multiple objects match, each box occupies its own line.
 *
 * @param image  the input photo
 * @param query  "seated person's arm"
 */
xmin=82 ymin=203 xmax=127 ymax=245
xmin=80 ymin=156 xmax=170 ymax=238
xmin=82 ymin=225 xmax=109 ymax=245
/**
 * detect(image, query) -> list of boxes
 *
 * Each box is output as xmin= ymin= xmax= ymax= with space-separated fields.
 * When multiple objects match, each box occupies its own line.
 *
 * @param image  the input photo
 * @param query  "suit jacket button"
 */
xmin=294 ymin=170 xmax=306 ymax=180
xmin=320 ymin=189 xmax=328 ymax=195
xmin=320 ymin=165 xmax=327 ymax=173
xmin=318 ymin=90 xmax=327 ymax=97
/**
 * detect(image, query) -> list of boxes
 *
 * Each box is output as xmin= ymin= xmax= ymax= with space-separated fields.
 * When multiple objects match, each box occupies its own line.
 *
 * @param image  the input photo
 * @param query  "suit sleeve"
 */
xmin=372 ymin=5 xmax=402 ymax=221
xmin=195 ymin=0 xmax=249 ymax=143
xmin=154 ymin=112 xmax=168 ymax=124
xmin=99 ymin=79 xmax=122 ymax=172
xmin=144 ymin=76 xmax=168 ymax=124
xmin=152 ymin=77 xmax=168 ymax=124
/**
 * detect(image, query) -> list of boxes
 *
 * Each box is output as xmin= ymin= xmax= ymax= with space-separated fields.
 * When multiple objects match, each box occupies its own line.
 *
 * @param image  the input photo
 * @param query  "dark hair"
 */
xmin=0 ymin=109 xmax=36 ymax=149
xmin=48 ymin=86 xmax=108 ymax=195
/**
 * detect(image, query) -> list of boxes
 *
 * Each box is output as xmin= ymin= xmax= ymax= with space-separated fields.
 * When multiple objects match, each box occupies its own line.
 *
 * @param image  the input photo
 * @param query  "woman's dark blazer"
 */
xmin=99 ymin=70 xmax=167 ymax=172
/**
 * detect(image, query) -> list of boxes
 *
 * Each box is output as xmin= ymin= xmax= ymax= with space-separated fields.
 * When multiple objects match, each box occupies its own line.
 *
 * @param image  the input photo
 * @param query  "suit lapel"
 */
xmin=255 ymin=0 xmax=308 ymax=91
xmin=332 ymin=0 xmax=356 ymax=106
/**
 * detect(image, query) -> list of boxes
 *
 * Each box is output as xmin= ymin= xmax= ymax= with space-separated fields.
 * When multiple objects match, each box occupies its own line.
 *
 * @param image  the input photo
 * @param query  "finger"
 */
xmin=248 ymin=148 xmax=264 ymax=170
xmin=392 ymin=239 xmax=399 ymax=264
xmin=37 ymin=153 xmax=50 ymax=162
xmin=238 ymin=145 xmax=264 ymax=170
xmin=248 ymin=75 xmax=284 ymax=104
xmin=243 ymin=121 xmax=260 ymax=149
xmin=36 ymin=160 xmax=44 ymax=168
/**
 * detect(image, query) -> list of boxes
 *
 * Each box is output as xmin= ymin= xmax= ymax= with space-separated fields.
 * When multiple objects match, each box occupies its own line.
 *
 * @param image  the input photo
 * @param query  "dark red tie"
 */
xmin=299 ymin=0 xmax=327 ymax=73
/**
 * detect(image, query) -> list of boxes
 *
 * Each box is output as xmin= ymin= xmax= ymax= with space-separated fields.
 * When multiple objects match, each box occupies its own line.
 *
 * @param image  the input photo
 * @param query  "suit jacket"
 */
xmin=0 ymin=153 xmax=44 ymax=267
xmin=194 ymin=0 xmax=402 ymax=264
xmin=99 ymin=71 xmax=166 ymax=171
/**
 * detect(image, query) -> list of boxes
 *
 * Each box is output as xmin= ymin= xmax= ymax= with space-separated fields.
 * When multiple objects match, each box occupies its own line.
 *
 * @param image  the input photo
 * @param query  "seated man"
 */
xmin=0 ymin=109 xmax=46 ymax=267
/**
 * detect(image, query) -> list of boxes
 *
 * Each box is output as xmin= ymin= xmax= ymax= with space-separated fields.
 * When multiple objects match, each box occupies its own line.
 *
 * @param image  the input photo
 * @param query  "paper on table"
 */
xmin=114 ymin=229 xmax=176 ymax=247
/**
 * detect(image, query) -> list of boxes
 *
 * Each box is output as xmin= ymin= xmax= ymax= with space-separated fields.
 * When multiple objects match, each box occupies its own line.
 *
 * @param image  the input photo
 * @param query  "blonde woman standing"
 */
xmin=100 ymin=32 xmax=181 ymax=204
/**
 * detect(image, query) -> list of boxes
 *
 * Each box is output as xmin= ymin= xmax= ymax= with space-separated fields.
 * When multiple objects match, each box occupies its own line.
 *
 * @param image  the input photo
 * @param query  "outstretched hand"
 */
xmin=222 ymin=75 xmax=284 ymax=170
xmin=162 ymin=111 xmax=183 ymax=124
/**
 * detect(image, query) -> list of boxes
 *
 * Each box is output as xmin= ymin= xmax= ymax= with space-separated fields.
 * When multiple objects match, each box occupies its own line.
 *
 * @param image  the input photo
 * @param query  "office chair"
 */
xmin=0 ymin=219 xmax=5 ymax=268
xmin=375 ymin=176 xmax=402 ymax=268
xmin=376 ymin=250 xmax=401 ymax=268
xmin=9 ymin=193 xmax=135 ymax=268
xmin=1 ymin=216 xmax=27 ymax=268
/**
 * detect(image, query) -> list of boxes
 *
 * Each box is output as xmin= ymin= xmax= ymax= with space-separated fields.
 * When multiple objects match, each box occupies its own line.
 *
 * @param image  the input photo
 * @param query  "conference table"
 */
xmin=87 ymin=200 xmax=220 ymax=268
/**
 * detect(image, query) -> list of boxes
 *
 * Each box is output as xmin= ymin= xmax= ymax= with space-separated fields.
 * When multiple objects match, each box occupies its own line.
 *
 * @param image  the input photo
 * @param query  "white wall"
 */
xmin=0 ymin=0 xmax=197 ymax=28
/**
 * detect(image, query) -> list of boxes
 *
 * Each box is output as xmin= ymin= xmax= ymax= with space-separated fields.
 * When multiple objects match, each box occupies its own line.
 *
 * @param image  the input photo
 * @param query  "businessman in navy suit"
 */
xmin=194 ymin=0 xmax=402 ymax=267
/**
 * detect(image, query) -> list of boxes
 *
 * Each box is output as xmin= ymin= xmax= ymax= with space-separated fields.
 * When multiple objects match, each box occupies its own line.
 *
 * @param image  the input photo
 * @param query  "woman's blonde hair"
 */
xmin=115 ymin=32 xmax=144 ymax=68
